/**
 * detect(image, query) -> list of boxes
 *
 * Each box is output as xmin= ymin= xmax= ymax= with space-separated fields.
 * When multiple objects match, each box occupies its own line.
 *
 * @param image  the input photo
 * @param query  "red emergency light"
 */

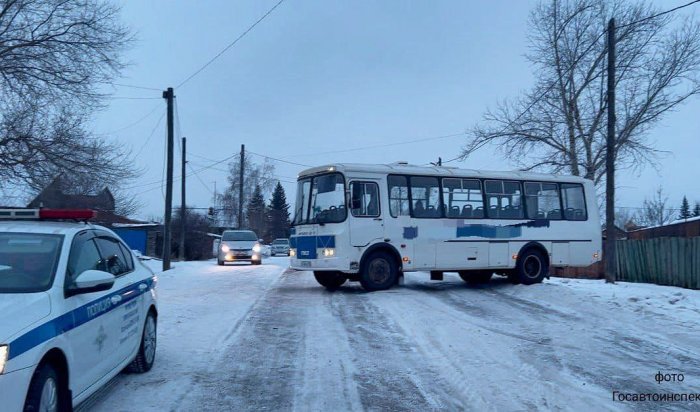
xmin=0 ymin=208 xmax=95 ymax=221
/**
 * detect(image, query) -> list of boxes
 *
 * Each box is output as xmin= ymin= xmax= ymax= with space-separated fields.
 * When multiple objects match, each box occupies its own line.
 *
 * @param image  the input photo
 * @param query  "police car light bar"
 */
xmin=0 ymin=208 xmax=95 ymax=220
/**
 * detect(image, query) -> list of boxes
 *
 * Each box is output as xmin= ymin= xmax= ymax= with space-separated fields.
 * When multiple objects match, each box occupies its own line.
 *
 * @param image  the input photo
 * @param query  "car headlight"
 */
xmin=289 ymin=248 xmax=296 ymax=257
xmin=0 ymin=344 xmax=8 ymax=374
xmin=252 ymin=244 xmax=261 ymax=253
xmin=221 ymin=244 xmax=230 ymax=252
xmin=322 ymin=248 xmax=335 ymax=257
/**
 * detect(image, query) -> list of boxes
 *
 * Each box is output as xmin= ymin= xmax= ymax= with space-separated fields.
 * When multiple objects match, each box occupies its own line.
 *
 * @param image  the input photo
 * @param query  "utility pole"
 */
xmin=162 ymin=87 xmax=174 ymax=271
xmin=605 ymin=18 xmax=616 ymax=284
xmin=180 ymin=136 xmax=186 ymax=262
xmin=238 ymin=144 xmax=245 ymax=229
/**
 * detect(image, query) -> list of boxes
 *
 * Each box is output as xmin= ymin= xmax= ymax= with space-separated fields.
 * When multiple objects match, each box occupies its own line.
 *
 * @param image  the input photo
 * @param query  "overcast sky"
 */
xmin=89 ymin=0 xmax=699 ymax=220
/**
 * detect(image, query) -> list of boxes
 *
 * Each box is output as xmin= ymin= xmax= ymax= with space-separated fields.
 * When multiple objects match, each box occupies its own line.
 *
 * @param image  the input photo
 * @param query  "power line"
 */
xmin=618 ymin=0 xmax=700 ymax=28
xmin=280 ymin=132 xmax=466 ymax=159
xmin=110 ymin=82 xmax=162 ymax=92
xmin=108 ymin=96 xmax=161 ymax=100
xmin=95 ymin=104 xmax=162 ymax=136
xmin=247 ymin=150 xmax=312 ymax=167
xmin=176 ymin=0 xmax=286 ymax=88
xmin=133 ymin=111 xmax=166 ymax=160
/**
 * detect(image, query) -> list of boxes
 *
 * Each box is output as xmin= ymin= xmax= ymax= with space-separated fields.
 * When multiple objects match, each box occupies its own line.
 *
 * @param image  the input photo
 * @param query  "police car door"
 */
xmin=64 ymin=230 xmax=114 ymax=395
xmin=93 ymin=234 xmax=144 ymax=370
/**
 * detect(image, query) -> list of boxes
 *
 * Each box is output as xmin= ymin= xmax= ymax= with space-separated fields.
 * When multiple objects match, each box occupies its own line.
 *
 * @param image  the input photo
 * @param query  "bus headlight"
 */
xmin=289 ymin=248 xmax=296 ymax=257
xmin=252 ymin=244 xmax=261 ymax=253
xmin=221 ymin=244 xmax=230 ymax=253
xmin=323 ymin=248 xmax=335 ymax=257
xmin=0 ymin=344 xmax=8 ymax=374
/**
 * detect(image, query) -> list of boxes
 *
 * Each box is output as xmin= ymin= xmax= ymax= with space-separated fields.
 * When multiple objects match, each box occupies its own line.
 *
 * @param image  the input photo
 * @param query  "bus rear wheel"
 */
xmin=360 ymin=251 xmax=398 ymax=291
xmin=458 ymin=270 xmax=492 ymax=284
xmin=314 ymin=271 xmax=347 ymax=290
xmin=516 ymin=248 xmax=548 ymax=285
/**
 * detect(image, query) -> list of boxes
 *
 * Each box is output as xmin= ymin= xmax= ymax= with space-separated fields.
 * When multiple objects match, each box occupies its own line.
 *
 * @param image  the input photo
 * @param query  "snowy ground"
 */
xmin=82 ymin=258 xmax=700 ymax=411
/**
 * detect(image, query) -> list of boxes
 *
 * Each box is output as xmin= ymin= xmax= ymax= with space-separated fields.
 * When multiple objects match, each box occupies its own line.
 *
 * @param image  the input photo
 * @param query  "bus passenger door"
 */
xmin=348 ymin=181 xmax=384 ymax=247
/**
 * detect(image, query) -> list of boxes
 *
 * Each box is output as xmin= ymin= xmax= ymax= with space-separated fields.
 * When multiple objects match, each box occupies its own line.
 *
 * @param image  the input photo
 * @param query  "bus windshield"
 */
xmin=293 ymin=172 xmax=346 ymax=225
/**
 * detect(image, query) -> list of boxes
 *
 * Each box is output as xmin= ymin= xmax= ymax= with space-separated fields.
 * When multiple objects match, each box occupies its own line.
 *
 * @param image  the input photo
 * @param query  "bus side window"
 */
xmin=485 ymin=180 xmax=524 ymax=219
xmin=410 ymin=176 xmax=441 ymax=218
xmin=388 ymin=175 xmax=410 ymax=217
xmin=561 ymin=183 xmax=587 ymax=220
xmin=525 ymin=182 xmax=562 ymax=220
xmin=350 ymin=181 xmax=380 ymax=217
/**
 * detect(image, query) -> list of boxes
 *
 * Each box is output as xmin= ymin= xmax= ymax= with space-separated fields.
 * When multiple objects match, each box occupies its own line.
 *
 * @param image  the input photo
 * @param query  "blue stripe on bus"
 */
xmin=289 ymin=236 xmax=335 ymax=259
xmin=8 ymin=277 xmax=155 ymax=361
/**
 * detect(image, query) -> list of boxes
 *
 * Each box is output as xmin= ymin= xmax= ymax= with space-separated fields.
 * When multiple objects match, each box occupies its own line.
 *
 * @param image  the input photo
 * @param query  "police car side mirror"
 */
xmin=67 ymin=270 xmax=115 ymax=297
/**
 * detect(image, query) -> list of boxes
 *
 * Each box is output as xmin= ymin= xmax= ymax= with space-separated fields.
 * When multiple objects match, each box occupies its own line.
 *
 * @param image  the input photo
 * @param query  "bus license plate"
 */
xmin=300 ymin=261 xmax=311 ymax=268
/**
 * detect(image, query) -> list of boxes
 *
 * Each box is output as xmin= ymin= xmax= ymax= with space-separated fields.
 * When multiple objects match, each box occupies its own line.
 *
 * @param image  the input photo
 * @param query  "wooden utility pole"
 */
xmin=162 ymin=87 xmax=175 ymax=271
xmin=605 ymin=18 xmax=616 ymax=283
xmin=180 ymin=136 xmax=186 ymax=261
xmin=238 ymin=144 xmax=245 ymax=229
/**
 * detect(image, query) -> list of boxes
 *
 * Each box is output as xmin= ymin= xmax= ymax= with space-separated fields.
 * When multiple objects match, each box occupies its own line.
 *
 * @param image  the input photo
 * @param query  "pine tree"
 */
xmin=246 ymin=185 xmax=266 ymax=238
xmin=679 ymin=196 xmax=691 ymax=220
xmin=694 ymin=202 xmax=700 ymax=217
xmin=266 ymin=182 xmax=291 ymax=241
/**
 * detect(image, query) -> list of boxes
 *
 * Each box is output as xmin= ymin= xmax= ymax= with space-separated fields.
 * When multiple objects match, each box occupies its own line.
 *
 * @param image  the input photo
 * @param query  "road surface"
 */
xmin=84 ymin=257 xmax=700 ymax=411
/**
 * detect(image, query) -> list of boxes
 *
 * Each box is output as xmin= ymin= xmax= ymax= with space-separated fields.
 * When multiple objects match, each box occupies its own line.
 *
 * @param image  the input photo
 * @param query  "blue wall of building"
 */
xmin=113 ymin=229 xmax=148 ymax=254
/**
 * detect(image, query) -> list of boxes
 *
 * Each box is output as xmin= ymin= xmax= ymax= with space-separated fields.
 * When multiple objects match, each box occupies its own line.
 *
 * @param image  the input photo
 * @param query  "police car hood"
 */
xmin=0 ymin=292 xmax=51 ymax=343
xmin=223 ymin=240 xmax=256 ymax=250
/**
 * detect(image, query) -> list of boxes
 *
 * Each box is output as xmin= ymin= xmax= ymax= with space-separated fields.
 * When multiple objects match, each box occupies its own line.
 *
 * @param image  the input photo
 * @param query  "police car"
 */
xmin=0 ymin=209 xmax=158 ymax=411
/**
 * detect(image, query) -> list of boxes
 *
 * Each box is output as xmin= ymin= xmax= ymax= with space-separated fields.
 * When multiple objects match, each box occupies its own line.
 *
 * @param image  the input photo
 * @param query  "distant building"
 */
xmin=28 ymin=176 xmax=161 ymax=256
xmin=628 ymin=216 xmax=700 ymax=240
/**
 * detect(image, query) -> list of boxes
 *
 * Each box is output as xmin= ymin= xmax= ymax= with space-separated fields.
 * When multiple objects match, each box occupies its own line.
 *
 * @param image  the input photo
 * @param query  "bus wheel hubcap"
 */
xmin=523 ymin=256 xmax=541 ymax=278
xmin=368 ymin=259 xmax=391 ymax=284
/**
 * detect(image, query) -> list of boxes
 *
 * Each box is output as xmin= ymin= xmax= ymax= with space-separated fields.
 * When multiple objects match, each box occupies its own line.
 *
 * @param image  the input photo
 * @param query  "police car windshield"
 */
xmin=0 ymin=233 xmax=63 ymax=293
xmin=222 ymin=231 xmax=257 ymax=241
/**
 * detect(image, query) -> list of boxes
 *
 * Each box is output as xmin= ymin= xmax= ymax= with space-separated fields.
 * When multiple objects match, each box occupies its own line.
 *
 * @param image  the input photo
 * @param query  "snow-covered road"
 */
xmin=85 ymin=258 xmax=700 ymax=411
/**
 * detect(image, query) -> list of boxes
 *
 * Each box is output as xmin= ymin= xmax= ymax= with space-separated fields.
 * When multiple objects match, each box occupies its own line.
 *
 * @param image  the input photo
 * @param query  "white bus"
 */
xmin=289 ymin=163 xmax=601 ymax=291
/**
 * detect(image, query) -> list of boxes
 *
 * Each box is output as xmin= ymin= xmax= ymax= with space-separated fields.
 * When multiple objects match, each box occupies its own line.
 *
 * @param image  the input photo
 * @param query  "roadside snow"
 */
xmin=84 ymin=261 xmax=700 ymax=411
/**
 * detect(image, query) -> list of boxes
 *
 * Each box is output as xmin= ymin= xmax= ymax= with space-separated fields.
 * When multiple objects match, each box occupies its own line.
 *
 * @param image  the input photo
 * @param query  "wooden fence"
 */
xmin=616 ymin=237 xmax=700 ymax=290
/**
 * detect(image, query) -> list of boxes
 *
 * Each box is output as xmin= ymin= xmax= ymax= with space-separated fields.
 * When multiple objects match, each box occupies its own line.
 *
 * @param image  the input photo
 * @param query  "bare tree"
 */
xmin=463 ymin=0 xmax=700 ymax=185
xmin=635 ymin=186 xmax=674 ymax=227
xmin=217 ymin=157 xmax=276 ymax=228
xmin=0 ymin=0 xmax=134 ymax=201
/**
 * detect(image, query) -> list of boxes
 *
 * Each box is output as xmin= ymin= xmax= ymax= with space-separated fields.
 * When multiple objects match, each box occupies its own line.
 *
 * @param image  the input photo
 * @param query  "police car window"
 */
xmin=118 ymin=242 xmax=135 ymax=272
xmin=95 ymin=237 xmax=130 ymax=276
xmin=68 ymin=238 xmax=103 ymax=282
xmin=0 ymin=233 xmax=63 ymax=293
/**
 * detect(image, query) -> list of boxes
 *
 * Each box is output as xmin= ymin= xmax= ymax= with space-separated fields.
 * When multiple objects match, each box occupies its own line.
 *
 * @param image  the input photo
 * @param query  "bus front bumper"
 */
xmin=290 ymin=257 xmax=353 ymax=272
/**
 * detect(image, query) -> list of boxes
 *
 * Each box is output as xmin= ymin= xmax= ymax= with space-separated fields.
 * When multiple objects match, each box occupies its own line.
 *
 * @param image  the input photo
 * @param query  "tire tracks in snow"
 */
xmin=329 ymin=288 xmax=466 ymax=411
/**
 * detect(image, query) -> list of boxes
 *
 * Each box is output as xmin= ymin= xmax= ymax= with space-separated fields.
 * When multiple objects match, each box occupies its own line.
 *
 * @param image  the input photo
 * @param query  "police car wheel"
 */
xmin=126 ymin=312 xmax=157 ymax=373
xmin=458 ymin=270 xmax=493 ymax=284
xmin=360 ymin=251 xmax=398 ymax=292
xmin=313 ymin=271 xmax=347 ymax=290
xmin=217 ymin=259 xmax=224 ymax=266
xmin=24 ymin=363 xmax=67 ymax=412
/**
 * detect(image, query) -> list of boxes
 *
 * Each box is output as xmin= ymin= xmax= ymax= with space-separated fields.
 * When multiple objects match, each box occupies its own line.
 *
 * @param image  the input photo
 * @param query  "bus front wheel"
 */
xmin=314 ymin=271 xmax=347 ymax=290
xmin=360 ymin=251 xmax=398 ymax=291
xmin=515 ymin=248 xmax=548 ymax=285
xmin=458 ymin=270 xmax=492 ymax=284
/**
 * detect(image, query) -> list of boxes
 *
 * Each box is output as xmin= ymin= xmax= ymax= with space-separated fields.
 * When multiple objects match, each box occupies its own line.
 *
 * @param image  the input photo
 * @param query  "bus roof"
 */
xmin=297 ymin=163 xmax=591 ymax=183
